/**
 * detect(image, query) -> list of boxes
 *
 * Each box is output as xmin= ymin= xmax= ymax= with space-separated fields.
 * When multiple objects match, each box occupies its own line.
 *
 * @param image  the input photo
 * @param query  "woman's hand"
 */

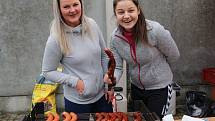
xmin=105 ymin=88 xmax=114 ymax=103
xmin=104 ymin=74 xmax=115 ymax=102
xmin=76 ymin=80 xmax=84 ymax=95
xmin=104 ymin=74 xmax=112 ymax=84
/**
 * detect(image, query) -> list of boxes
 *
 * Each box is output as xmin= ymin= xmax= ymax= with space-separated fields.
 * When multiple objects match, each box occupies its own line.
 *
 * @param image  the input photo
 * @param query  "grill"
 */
xmin=22 ymin=102 xmax=160 ymax=121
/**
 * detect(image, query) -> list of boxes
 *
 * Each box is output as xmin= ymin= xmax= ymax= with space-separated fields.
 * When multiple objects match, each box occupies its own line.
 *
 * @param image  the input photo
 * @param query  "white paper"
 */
xmin=181 ymin=115 xmax=204 ymax=121
xmin=162 ymin=114 xmax=175 ymax=121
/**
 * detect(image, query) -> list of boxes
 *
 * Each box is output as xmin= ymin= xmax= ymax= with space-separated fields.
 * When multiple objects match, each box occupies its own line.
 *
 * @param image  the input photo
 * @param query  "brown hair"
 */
xmin=113 ymin=0 xmax=149 ymax=44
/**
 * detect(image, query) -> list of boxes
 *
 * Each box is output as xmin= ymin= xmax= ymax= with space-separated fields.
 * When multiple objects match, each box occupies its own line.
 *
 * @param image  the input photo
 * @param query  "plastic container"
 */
xmin=113 ymin=92 xmax=127 ymax=112
xmin=202 ymin=68 xmax=215 ymax=84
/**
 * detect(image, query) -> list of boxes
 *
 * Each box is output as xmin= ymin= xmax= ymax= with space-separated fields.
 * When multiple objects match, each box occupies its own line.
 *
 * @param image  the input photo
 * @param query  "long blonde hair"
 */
xmin=50 ymin=0 xmax=91 ymax=55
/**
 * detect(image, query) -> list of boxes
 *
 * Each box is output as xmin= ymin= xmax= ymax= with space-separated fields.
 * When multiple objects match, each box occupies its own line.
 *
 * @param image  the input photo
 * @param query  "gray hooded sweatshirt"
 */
xmin=111 ymin=20 xmax=180 ymax=90
xmin=42 ymin=17 xmax=107 ymax=104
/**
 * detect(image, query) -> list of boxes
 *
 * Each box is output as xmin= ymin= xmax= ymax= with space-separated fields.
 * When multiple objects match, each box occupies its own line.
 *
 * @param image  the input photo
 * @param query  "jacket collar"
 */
xmin=146 ymin=19 xmax=153 ymax=30
xmin=64 ymin=23 xmax=82 ymax=34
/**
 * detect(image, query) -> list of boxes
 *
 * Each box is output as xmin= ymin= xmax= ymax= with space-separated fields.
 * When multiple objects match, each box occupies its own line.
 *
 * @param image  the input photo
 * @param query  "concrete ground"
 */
xmin=0 ymin=112 xmax=28 ymax=121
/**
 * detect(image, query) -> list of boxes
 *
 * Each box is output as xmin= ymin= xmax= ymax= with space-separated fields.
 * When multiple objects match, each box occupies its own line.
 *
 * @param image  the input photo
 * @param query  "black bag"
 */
xmin=207 ymin=101 xmax=215 ymax=117
xmin=22 ymin=102 xmax=45 ymax=121
xmin=186 ymin=91 xmax=212 ymax=117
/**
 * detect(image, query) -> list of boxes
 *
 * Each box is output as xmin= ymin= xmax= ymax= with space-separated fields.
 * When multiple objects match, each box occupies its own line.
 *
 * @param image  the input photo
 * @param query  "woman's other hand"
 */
xmin=76 ymin=80 xmax=84 ymax=95
xmin=105 ymin=88 xmax=114 ymax=103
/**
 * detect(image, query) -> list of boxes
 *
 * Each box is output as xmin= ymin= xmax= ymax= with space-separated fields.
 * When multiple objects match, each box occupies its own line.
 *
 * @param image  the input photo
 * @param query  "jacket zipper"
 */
xmin=115 ymin=35 xmax=145 ymax=89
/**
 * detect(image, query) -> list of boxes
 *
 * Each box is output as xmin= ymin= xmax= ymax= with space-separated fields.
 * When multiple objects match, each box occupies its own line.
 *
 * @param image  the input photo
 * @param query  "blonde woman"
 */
xmin=42 ymin=0 xmax=113 ymax=113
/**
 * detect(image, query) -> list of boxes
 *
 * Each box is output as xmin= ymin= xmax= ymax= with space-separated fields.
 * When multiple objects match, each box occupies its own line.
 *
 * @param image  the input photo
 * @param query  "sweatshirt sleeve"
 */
xmin=42 ymin=36 xmax=79 ymax=87
xmin=98 ymin=26 xmax=108 ymax=75
xmin=154 ymin=22 xmax=180 ymax=66
xmin=92 ymin=19 xmax=108 ymax=75
xmin=110 ymin=33 xmax=123 ymax=84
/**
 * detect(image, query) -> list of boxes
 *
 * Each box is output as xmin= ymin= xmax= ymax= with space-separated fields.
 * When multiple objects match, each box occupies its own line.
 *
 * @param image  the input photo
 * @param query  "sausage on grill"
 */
xmin=70 ymin=112 xmax=78 ymax=121
xmin=62 ymin=112 xmax=71 ymax=121
xmin=46 ymin=112 xmax=54 ymax=121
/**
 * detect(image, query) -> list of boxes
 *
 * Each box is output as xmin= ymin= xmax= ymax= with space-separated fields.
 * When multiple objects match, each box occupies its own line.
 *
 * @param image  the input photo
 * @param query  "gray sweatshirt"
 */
xmin=42 ymin=18 xmax=107 ymax=104
xmin=111 ymin=20 xmax=180 ymax=90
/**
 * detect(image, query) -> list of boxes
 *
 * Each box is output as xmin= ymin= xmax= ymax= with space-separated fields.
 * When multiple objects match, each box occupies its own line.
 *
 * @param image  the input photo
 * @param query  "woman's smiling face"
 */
xmin=60 ymin=0 xmax=82 ymax=27
xmin=115 ymin=0 xmax=140 ymax=32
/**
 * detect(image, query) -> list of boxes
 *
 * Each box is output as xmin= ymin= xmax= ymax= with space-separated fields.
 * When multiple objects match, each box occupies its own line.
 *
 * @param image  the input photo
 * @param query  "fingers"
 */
xmin=104 ymin=74 xmax=112 ymax=84
xmin=108 ymin=96 xmax=111 ymax=103
xmin=105 ymin=90 xmax=114 ymax=103
xmin=105 ymin=93 xmax=108 ymax=100
xmin=78 ymin=86 xmax=84 ymax=95
xmin=108 ymin=95 xmax=112 ymax=103
xmin=79 ymin=90 xmax=83 ymax=95
xmin=104 ymin=48 xmax=108 ymax=51
xmin=76 ymin=80 xmax=84 ymax=95
xmin=110 ymin=91 xmax=114 ymax=103
xmin=104 ymin=74 xmax=109 ymax=83
xmin=105 ymin=91 xmax=111 ymax=103
xmin=108 ymin=79 xmax=112 ymax=84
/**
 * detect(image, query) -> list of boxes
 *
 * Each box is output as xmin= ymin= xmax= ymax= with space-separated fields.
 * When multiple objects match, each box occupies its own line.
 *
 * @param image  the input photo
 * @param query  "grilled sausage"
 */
xmin=62 ymin=112 xmax=71 ymax=121
xmin=134 ymin=112 xmax=142 ymax=121
xmin=104 ymin=48 xmax=116 ymax=90
xmin=108 ymin=113 xmax=116 ymax=121
xmin=122 ymin=113 xmax=128 ymax=121
xmin=96 ymin=113 xmax=103 ymax=121
xmin=101 ymin=112 xmax=111 ymax=121
xmin=53 ymin=113 xmax=60 ymax=121
xmin=46 ymin=112 xmax=54 ymax=121
xmin=70 ymin=112 xmax=78 ymax=121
